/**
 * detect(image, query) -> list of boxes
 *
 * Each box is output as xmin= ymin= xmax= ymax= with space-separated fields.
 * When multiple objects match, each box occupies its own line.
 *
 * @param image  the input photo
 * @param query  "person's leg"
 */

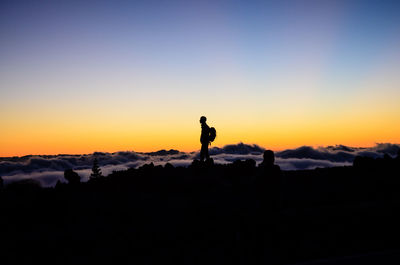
xmin=205 ymin=144 xmax=210 ymax=160
xmin=200 ymin=144 xmax=206 ymax=162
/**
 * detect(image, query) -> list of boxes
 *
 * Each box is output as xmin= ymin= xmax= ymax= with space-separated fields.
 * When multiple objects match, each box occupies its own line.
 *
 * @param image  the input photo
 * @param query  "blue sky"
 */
xmin=1 ymin=0 xmax=400 ymax=155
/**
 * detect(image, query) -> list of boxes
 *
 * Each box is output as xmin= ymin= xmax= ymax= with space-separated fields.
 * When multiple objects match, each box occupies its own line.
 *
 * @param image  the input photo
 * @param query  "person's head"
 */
xmin=200 ymin=116 xmax=207 ymax=124
xmin=263 ymin=150 xmax=275 ymax=166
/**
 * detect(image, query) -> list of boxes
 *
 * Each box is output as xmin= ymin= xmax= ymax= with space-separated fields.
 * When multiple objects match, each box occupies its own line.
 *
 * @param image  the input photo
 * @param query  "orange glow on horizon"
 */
xmin=1 ymin=116 xmax=399 ymax=157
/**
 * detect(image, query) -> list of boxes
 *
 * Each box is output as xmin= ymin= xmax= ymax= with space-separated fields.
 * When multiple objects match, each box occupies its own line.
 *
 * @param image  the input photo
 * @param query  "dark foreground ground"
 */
xmin=1 ymin=155 xmax=400 ymax=265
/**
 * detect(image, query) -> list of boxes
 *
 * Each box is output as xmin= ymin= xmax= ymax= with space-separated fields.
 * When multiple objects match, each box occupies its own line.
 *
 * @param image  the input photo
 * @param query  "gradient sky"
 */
xmin=1 ymin=0 xmax=400 ymax=156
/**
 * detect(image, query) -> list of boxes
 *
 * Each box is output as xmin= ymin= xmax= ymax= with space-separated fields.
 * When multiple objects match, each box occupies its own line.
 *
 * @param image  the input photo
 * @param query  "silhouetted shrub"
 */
xmin=190 ymin=159 xmax=201 ymax=168
xmin=353 ymin=156 xmax=373 ymax=169
xmin=64 ymin=169 xmax=81 ymax=185
xmin=6 ymin=178 xmax=41 ymax=191
xmin=164 ymin=163 xmax=174 ymax=169
xmin=55 ymin=179 xmax=63 ymax=189
xmin=90 ymin=158 xmax=102 ymax=179
xmin=245 ymin=159 xmax=256 ymax=168
xmin=206 ymin=158 xmax=214 ymax=167
xmin=139 ymin=162 xmax=155 ymax=171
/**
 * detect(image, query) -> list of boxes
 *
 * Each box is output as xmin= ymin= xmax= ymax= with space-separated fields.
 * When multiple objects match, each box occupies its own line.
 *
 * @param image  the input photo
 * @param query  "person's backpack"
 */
xmin=209 ymin=127 xmax=217 ymax=143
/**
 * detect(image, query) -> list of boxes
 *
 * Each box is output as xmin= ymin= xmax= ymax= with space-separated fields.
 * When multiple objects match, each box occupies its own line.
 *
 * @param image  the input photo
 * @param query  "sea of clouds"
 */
xmin=1 ymin=143 xmax=399 ymax=187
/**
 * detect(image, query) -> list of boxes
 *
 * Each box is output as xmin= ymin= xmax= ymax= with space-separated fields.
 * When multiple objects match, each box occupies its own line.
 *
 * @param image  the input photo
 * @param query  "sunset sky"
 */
xmin=1 ymin=0 xmax=400 ymax=156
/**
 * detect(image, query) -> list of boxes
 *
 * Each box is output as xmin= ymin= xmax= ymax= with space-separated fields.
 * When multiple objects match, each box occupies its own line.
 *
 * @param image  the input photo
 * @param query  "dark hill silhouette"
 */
xmin=209 ymin=142 xmax=264 ymax=155
xmin=1 ymin=152 xmax=400 ymax=264
xmin=142 ymin=149 xmax=180 ymax=156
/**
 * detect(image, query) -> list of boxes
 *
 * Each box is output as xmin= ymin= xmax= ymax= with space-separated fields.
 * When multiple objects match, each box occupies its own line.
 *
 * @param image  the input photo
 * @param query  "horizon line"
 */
xmin=1 ymin=142 xmax=399 ymax=158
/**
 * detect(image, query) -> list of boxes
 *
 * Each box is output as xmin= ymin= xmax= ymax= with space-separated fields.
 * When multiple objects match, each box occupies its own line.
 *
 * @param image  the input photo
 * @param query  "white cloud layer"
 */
xmin=1 ymin=143 xmax=399 ymax=187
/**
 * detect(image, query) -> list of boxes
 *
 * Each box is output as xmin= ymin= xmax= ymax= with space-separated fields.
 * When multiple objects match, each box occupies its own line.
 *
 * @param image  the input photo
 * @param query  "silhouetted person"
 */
xmin=259 ymin=150 xmax=278 ymax=170
xmin=200 ymin=116 xmax=210 ymax=162
xmin=255 ymin=150 xmax=282 ymax=263
xmin=256 ymin=150 xmax=282 ymax=208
